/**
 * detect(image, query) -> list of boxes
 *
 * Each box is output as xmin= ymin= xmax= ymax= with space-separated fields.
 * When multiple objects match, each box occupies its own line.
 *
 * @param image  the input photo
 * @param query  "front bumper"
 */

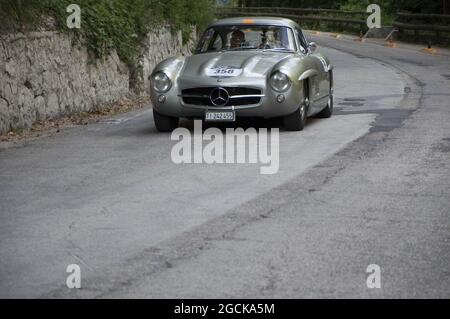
xmin=151 ymin=79 xmax=302 ymax=119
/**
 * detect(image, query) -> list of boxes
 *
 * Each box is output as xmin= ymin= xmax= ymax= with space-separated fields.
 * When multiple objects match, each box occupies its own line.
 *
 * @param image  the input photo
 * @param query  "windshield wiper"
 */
xmin=265 ymin=48 xmax=294 ymax=52
xmin=228 ymin=46 xmax=259 ymax=51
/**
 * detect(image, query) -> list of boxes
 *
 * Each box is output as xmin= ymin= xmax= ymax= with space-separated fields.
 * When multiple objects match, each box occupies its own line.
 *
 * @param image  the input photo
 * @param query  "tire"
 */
xmin=283 ymin=100 xmax=308 ymax=131
xmin=317 ymin=72 xmax=334 ymax=119
xmin=153 ymin=109 xmax=179 ymax=132
xmin=283 ymin=81 xmax=309 ymax=131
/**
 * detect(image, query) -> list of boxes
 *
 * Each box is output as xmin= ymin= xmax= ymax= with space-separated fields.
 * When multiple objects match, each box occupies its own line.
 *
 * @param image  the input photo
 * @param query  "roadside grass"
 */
xmin=0 ymin=0 xmax=45 ymax=31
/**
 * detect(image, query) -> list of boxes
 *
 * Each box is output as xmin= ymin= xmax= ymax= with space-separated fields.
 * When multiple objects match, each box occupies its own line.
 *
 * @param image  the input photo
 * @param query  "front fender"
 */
xmin=299 ymin=69 xmax=318 ymax=81
xmin=150 ymin=56 xmax=186 ymax=82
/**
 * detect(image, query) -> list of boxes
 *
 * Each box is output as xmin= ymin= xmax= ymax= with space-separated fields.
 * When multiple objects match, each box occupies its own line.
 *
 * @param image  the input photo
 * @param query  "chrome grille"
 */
xmin=181 ymin=87 xmax=263 ymax=107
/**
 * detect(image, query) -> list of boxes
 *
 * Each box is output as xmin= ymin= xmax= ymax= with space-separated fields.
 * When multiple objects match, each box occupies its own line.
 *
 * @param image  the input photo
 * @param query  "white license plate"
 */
xmin=205 ymin=111 xmax=235 ymax=122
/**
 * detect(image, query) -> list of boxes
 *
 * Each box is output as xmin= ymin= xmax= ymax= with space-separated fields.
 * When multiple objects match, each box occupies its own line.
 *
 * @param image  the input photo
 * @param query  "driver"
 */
xmin=230 ymin=30 xmax=245 ymax=49
xmin=260 ymin=31 xmax=275 ymax=49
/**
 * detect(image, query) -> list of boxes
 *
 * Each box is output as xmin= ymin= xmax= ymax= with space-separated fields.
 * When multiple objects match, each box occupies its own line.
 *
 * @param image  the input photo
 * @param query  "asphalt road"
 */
xmin=0 ymin=34 xmax=449 ymax=298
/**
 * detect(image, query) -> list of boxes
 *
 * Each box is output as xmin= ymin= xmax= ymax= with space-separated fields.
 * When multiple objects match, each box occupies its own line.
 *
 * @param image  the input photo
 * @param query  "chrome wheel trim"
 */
xmin=300 ymin=103 xmax=306 ymax=120
xmin=329 ymin=85 xmax=333 ymax=108
xmin=303 ymin=97 xmax=310 ymax=120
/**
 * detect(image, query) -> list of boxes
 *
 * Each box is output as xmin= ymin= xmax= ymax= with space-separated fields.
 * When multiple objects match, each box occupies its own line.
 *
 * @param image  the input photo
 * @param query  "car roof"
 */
xmin=209 ymin=16 xmax=301 ymax=30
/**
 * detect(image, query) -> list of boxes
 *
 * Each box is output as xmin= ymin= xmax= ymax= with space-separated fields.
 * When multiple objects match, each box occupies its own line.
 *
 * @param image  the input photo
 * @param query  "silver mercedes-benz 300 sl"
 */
xmin=150 ymin=17 xmax=334 ymax=132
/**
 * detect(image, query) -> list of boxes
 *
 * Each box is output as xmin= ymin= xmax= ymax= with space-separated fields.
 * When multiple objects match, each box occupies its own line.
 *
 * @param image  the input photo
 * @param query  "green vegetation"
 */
xmin=235 ymin=0 xmax=448 ymax=14
xmin=0 ymin=0 xmax=215 ymax=66
xmin=1 ymin=0 xmax=447 ymax=65
xmin=0 ymin=0 xmax=46 ymax=29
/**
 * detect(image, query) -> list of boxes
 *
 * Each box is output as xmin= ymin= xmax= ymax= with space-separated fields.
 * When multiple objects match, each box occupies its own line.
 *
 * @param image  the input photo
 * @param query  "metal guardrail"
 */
xmin=396 ymin=13 xmax=450 ymax=20
xmin=216 ymin=7 xmax=369 ymax=33
xmin=394 ymin=12 xmax=450 ymax=44
xmin=221 ymin=7 xmax=367 ymax=16
xmin=216 ymin=7 xmax=450 ymax=44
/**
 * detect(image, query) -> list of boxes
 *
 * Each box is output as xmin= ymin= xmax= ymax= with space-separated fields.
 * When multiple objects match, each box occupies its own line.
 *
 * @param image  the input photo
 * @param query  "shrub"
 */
xmin=0 ymin=0 xmax=46 ymax=30
xmin=0 ymin=0 xmax=215 ymax=66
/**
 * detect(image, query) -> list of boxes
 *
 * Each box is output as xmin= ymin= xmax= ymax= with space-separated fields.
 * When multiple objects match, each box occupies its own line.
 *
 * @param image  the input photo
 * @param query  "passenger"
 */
xmin=230 ymin=30 xmax=246 ymax=49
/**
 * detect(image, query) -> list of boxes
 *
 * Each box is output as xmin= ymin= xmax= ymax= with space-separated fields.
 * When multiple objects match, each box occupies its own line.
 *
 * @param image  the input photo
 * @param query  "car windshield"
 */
xmin=196 ymin=25 xmax=297 ymax=53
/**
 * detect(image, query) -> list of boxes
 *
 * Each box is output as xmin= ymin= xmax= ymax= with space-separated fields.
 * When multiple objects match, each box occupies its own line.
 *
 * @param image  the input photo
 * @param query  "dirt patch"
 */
xmin=0 ymin=96 xmax=150 ymax=146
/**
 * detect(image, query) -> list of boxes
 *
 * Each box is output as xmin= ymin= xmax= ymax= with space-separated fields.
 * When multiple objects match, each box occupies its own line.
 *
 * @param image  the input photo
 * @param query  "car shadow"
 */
xmin=132 ymin=116 xmax=324 ymax=136
xmin=177 ymin=117 xmax=323 ymax=133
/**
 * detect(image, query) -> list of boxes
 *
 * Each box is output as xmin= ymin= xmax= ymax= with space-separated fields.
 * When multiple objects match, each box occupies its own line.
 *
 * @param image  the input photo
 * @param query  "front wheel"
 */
xmin=283 ymin=100 xmax=308 ymax=131
xmin=317 ymin=73 xmax=334 ymax=119
xmin=153 ymin=109 xmax=179 ymax=132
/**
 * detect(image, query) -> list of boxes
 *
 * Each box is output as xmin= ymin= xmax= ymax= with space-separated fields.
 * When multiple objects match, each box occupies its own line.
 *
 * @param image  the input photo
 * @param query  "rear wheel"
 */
xmin=283 ymin=81 xmax=309 ymax=131
xmin=153 ymin=109 xmax=179 ymax=132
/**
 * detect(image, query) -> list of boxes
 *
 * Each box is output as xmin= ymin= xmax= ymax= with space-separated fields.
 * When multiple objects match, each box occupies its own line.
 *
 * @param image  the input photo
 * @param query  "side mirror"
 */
xmin=308 ymin=42 xmax=317 ymax=53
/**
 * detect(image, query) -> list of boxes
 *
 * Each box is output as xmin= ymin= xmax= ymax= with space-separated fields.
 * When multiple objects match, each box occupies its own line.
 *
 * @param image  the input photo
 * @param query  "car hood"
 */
xmin=181 ymin=50 xmax=294 ymax=79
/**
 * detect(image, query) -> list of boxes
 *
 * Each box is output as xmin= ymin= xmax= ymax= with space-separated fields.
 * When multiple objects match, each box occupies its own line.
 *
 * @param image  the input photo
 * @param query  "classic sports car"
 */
xmin=150 ymin=17 xmax=334 ymax=132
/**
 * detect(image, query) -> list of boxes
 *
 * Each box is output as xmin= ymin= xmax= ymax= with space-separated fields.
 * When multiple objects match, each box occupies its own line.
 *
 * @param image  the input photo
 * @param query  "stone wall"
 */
xmin=135 ymin=27 xmax=196 ymax=95
xmin=0 ymin=27 xmax=195 ymax=134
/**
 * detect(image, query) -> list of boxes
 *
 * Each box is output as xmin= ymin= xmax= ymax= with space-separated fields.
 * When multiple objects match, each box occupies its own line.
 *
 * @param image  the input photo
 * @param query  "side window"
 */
xmin=211 ymin=34 xmax=223 ymax=51
xmin=199 ymin=28 xmax=214 ymax=52
xmin=286 ymin=28 xmax=297 ymax=51
xmin=296 ymin=29 xmax=308 ymax=54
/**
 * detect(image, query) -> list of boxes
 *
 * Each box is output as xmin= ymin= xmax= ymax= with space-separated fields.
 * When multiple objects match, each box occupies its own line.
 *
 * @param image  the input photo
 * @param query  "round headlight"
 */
xmin=269 ymin=71 xmax=291 ymax=92
xmin=152 ymin=72 xmax=172 ymax=93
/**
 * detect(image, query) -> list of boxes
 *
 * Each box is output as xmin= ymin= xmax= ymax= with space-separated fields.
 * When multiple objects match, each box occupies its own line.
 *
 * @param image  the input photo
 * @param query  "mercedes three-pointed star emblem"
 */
xmin=210 ymin=87 xmax=229 ymax=106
